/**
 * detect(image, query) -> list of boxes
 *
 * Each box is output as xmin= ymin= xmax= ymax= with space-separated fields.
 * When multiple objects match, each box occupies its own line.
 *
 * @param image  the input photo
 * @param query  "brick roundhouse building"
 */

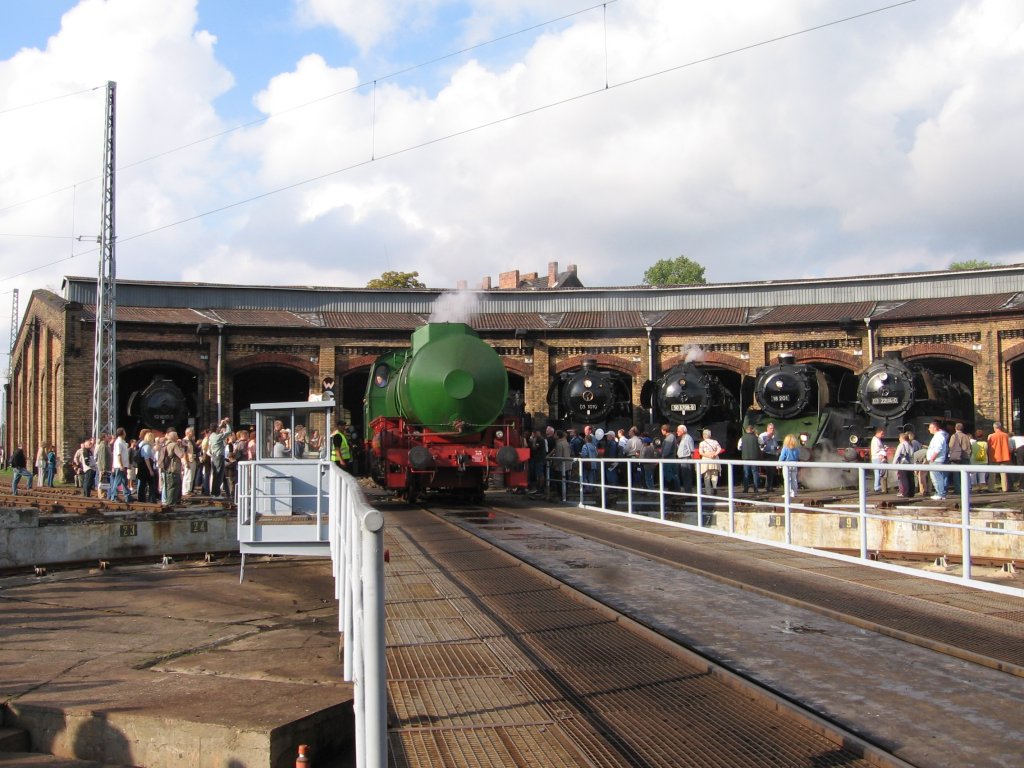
xmin=8 ymin=262 xmax=1024 ymax=473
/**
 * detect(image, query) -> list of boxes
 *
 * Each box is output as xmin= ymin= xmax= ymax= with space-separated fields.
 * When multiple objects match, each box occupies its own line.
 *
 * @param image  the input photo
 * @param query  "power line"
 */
xmin=1 ymin=0 xmax=917 ymax=283
xmin=0 ymin=84 xmax=103 ymax=116
xmin=0 ymin=233 xmax=73 ymax=240
xmin=0 ymin=2 xmax=618 ymax=212
xmin=115 ymin=1 xmax=919 ymax=246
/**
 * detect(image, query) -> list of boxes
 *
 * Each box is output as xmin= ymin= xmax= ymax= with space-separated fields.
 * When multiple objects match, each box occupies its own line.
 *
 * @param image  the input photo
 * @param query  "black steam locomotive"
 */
xmin=125 ymin=377 xmax=190 ymax=433
xmin=641 ymin=362 xmax=740 ymax=450
xmin=743 ymin=354 xmax=863 ymax=459
xmin=856 ymin=353 xmax=974 ymax=439
xmin=547 ymin=358 xmax=633 ymax=431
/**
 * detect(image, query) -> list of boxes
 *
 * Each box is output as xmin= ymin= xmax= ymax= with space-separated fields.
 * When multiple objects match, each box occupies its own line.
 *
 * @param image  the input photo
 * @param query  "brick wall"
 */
xmin=9 ymin=297 xmax=1024 ymax=460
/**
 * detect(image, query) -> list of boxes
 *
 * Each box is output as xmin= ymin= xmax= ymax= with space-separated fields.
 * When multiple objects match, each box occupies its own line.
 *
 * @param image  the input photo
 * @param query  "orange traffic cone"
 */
xmin=296 ymin=744 xmax=310 ymax=766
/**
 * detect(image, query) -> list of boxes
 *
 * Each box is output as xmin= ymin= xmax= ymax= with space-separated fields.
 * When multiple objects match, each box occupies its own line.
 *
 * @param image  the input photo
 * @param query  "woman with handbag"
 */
xmin=697 ymin=428 xmax=724 ymax=493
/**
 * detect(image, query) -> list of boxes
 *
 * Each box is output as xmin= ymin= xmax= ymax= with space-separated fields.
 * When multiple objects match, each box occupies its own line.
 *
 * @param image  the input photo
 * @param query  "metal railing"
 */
xmin=236 ymin=460 xmax=387 ymax=768
xmin=328 ymin=465 xmax=387 ymax=768
xmin=545 ymin=455 xmax=1024 ymax=597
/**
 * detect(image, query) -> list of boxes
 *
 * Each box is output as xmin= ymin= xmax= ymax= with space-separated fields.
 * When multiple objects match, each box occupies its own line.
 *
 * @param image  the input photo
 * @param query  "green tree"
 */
xmin=366 ymin=270 xmax=426 ymax=288
xmin=643 ymin=256 xmax=707 ymax=286
xmin=949 ymin=259 xmax=995 ymax=271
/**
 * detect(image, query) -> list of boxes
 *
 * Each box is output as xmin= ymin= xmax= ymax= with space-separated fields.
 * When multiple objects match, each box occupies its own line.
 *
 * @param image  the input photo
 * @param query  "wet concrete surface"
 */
xmin=0 ymin=556 xmax=352 ymax=767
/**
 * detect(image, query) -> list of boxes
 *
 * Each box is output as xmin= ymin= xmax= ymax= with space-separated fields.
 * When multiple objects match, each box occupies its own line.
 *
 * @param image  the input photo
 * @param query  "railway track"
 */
xmin=417 ymin=496 xmax=1024 ymax=767
xmin=0 ymin=486 xmax=232 ymax=515
xmin=383 ymin=504 xmax=913 ymax=767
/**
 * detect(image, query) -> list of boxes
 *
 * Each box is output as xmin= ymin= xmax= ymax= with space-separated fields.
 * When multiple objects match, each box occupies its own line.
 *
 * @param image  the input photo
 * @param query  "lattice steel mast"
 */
xmin=7 ymin=288 xmax=17 ymax=381
xmin=91 ymin=81 xmax=117 ymax=440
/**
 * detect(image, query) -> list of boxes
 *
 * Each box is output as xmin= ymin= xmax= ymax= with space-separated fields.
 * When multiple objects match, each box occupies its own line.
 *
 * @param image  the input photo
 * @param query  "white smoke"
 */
xmin=429 ymin=290 xmax=481 ymax=324
xmin=800 ymin=466 xmax=856 ymax=491
xmin=684 ymin=345 xmax=705 ymax=363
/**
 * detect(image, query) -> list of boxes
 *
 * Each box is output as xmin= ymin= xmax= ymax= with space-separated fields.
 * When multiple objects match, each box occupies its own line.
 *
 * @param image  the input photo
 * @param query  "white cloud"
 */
xmin=2 ymin=0 xmax=1024 ymax=354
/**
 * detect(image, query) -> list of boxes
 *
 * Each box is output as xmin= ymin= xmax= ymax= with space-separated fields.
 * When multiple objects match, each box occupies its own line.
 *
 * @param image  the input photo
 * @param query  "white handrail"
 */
xmin=328 ymin=464 xmax=387 ymax=768
xmin=546 ymin=454 xmax=1023 ymax=598
xmin=235 ymin=460 xmax=387 ymax=767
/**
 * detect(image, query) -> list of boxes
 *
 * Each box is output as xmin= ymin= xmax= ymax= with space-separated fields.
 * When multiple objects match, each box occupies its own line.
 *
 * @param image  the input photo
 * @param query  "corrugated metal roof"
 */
xmin=321 ymin=313 xmax=425 ymax=330
xmin=872 ymin=294 xmax=1017 ymax=321
xmin=210 ymin=309 xmax=321 ymax=327
xmin=753 ymin=302 xmax=877 ymax=325
xmin=83 ymin=306 xmax=323 ymax=327
xmin=656 ymin=307 xmax=748 ymax=328
xmin=470 ymin=313 xmax=550 ymax=331
xmin=81 ymin=306 xmax=209 ymax=324
xmin=558 ymin=311 xmax=647 ymax=330
xmin=62 ymin=265 xmax=1024 ymax=315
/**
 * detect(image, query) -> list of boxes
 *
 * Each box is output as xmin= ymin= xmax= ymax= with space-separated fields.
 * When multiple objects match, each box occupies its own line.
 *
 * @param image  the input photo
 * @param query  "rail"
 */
xmin=236 ymin=460 xmax=387 ymax=768
xmin=545 ymin=455 xmax=1024 ymax=598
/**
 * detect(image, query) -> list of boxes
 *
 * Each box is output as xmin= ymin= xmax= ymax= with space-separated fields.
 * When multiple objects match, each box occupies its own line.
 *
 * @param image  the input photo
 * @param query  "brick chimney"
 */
xmin=567 ymin=263 xmax=577 ymax=275
xmin=480 ymin=276 xmax=492 ymax=290
xmin=548 ymin=261 xmax=558 ymax=287
xmin=499 ymin=270 xmax=520 ymax=289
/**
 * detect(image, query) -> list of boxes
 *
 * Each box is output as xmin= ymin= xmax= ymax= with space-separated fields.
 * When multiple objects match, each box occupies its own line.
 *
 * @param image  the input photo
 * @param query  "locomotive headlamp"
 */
xmin=583 ymin=379 xmax=593 ymax=388
xmin=800 ymin=433 xmax=808 ymax=444
xmin=495 ymin=430 xmax=504 ymax=439
xmin=849 ymin=435 xmax=860 ymax=444
xmin=774 ymin=380 xmax=784 ymax=388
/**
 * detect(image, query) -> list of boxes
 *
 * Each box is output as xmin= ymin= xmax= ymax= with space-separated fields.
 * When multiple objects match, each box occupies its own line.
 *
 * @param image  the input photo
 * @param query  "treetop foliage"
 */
xmin=643 ymin=256 xmax=707 ymax=286
xmin=949 ymin=259 xmax=995 ymax=271
xmin=366 ymin=270 xmax=426 ymax=288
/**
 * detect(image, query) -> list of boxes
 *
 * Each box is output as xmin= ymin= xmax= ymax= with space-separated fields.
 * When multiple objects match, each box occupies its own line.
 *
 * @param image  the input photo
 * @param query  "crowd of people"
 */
xmin=525 ymin=419 xmax=1024 ymax=500
xmin=10 ymin=415 xmax=1024 ymax=502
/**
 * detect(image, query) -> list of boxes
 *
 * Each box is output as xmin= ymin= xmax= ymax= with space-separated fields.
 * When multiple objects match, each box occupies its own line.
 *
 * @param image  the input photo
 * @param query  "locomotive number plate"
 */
xmin=838 ymin=516 xmax=858 ymax=530
xmin=190 ymin=520 xmax=208 ymax=533
xmin=119 ymin=524 xmax=138 ymax=537
xmin=871 ymin=397 xmax=899 ymax=405
xmin=670 ymin=404 xmax=697 ymax=412
xmin=769 ymin=394 xmax=791 ymax=403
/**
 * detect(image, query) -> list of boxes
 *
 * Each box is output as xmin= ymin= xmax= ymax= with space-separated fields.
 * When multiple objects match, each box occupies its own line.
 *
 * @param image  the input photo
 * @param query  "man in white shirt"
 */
xmin=107 ymin=427 xmax=133 ymax=504
xmin=926 ymin=420 xmax=949 ymax=500
xmin=870 ymin=428 xmax=887 ymax=493
xmin=676 ymin=424 xmax=695 ymax=494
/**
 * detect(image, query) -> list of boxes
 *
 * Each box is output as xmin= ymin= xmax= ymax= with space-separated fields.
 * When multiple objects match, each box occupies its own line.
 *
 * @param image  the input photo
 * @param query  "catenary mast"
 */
xmin=91 ymin=81 xmax=117 ymax=440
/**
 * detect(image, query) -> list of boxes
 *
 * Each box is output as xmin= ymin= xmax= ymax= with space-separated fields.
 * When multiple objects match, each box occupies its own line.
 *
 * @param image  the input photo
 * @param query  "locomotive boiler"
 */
xmin=640 ymin=362 xmax=740 ymax=450
xmin=364 ymin=322 xmax=529 ymax=502
xmin=743 ymin=354 xmax=864 ymax=459
xmin=125 ymin=377 xmax=190 ymax=433
xmin=857 ymin=353 xmax=974 ymax=439
xmin=547 ymin=358 xmax=633 ymax=432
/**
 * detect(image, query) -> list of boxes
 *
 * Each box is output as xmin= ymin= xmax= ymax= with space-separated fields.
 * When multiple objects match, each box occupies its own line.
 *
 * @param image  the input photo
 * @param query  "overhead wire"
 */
xmin=0 ymin=1 xmax=619 ymax=213
xmin=114 ymin=1 xmax=919 ymax=247
xmin=1 ymin=0 xmax=917 ymax=283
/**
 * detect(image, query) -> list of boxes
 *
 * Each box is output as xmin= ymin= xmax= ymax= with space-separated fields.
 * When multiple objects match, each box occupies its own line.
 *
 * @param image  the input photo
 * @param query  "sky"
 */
xmin=1 ymin=0 xmax=1023 ymax=352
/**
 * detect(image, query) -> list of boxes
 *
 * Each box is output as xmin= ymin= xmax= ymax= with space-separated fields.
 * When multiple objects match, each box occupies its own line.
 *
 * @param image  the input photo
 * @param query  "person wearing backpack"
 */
xmin=161 ymin=431 xmax=186 ymax=505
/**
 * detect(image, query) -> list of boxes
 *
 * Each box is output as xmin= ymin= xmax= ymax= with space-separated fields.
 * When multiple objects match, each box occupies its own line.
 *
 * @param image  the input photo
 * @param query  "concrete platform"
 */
xmin=0 ymin=556 xmax=353 ymax=767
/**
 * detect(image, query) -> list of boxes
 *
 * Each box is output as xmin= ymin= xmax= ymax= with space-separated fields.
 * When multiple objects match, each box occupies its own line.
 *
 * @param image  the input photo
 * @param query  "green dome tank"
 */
xmin=395 ymin=323 xmax=508 ymax=431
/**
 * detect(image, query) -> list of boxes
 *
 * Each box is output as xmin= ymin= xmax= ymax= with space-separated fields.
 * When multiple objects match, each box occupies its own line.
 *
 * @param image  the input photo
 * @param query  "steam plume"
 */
xmin=430 ymin=290 xmax=480 ymax=324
